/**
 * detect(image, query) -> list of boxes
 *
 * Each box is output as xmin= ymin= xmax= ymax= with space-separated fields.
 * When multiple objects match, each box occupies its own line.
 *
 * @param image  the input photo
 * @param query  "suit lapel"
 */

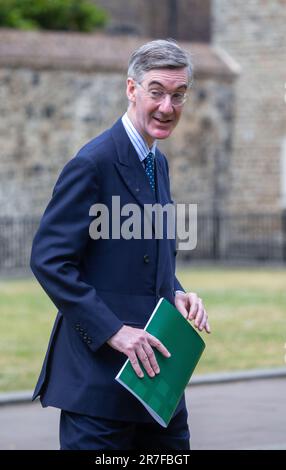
xmin=112 ymin=118 xmax=156 ymax=208
xmin=111 ymin=118 xmax=171 ymax=290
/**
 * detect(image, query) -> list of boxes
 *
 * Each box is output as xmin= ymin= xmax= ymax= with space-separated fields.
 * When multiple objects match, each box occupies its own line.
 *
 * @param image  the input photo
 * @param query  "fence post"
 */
xmin=282 ymin=209 xmax=286 ymax=262
xmin=212 ymin=211 xmax=221 ymax=260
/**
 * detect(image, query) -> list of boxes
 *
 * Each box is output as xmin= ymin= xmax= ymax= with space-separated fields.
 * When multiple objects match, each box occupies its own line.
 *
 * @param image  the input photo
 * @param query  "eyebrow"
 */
xmin=147 ymin=80 xmax=188 ymax=91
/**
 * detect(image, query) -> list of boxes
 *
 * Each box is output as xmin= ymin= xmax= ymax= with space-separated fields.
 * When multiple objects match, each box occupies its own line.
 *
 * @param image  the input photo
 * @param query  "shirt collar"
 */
xmin=122 ymin=112 xmax=157 ymax=163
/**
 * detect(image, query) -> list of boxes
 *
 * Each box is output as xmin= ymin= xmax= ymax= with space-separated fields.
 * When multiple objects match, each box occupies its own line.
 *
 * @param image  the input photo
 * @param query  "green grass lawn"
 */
xmin=0 ymin=267 xmax=286 ymax=392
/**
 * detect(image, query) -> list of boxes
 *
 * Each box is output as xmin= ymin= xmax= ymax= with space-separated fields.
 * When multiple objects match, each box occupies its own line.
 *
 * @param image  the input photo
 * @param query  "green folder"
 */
xmin=116 ymin=297 xmax=206 ymax=427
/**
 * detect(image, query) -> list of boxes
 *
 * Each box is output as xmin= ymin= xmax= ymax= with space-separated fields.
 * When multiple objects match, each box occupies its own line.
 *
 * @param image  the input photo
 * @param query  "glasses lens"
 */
xmin=138 ymin=83 xmax=186 ymax=105
xmin=171 ymin=94 xmax=186 ymax=106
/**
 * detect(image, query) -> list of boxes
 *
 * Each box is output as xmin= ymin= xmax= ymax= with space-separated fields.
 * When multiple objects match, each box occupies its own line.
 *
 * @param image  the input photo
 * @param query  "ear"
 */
xmin=126 ymin=77 xmax=136 ymax=103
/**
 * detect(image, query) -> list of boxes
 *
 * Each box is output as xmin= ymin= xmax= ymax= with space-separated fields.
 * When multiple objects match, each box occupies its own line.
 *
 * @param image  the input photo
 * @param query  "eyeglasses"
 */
xmin=137 ymin=82 xmax=188 ymax=106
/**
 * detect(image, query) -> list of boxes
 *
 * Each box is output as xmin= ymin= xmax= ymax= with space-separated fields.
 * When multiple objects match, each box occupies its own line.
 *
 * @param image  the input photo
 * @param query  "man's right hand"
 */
xmin=107 ymin=325 xmax=171 ymax=378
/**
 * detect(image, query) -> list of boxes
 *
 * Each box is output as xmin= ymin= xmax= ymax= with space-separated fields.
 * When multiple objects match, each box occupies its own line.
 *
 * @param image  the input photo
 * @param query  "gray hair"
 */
xmin=127 ymin=39 xmax=193 ymax=87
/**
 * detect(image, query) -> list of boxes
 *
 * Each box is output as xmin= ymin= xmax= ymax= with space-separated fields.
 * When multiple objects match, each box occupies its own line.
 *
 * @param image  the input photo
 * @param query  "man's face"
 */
xmin=126 ymin=68 xmax=189 ymax=146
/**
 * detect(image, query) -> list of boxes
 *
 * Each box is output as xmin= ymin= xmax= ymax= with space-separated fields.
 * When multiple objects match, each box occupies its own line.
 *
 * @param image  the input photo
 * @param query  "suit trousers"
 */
xmin=59 ymin=407 xmax=190 ymax=450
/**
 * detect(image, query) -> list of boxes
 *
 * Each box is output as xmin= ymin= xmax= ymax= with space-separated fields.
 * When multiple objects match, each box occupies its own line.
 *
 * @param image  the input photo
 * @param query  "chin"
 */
xmin=153 ymin=129 xmax=173 ymax=140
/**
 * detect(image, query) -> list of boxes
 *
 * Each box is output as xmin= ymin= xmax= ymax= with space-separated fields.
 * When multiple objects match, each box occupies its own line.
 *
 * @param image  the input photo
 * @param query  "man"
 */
xmin=30 ymin=39 xmax=210 ymax=450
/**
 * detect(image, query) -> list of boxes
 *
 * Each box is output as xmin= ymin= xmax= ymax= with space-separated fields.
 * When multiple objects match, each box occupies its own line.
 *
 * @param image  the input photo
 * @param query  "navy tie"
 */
xmin=144 ymin=152 xmax=155 ymax=192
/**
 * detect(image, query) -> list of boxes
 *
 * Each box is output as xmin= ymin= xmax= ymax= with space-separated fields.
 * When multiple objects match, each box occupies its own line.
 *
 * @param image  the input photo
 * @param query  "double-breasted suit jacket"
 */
xmin=30 ymin=117 xmax=186 ymax=421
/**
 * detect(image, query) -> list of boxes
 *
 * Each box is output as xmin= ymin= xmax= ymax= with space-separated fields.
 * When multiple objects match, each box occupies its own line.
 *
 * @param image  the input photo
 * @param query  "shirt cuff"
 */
xmin=174 ymin=290 xmax=185 ymax=296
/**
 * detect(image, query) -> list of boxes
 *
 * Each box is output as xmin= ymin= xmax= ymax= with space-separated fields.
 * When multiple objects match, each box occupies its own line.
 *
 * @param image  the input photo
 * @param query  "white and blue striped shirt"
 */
xmin=121 ymin=112 xmax=157 ymax=165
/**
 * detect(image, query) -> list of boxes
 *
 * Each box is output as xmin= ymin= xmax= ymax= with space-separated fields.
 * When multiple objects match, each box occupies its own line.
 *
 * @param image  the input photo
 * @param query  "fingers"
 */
xmin=136 ymin=344 xmax=159 ymax=378
xmin=175 ymin=298 xmax=189 ymax=319
xmin=193 ymin=299 xmax=204 ymax=329
xmin=129 ymin=350 xmax=144 ymax=378
xmin=148 ymin=333 xmax=171 ymax=359
xmin=197 ymin=308 xmax=207 ymax=331
xmin=174 ymin=292 xmax=189 ymax=319
xmin=127 ymin=332 xmax=171 ymax=379
xmin=142 ymin=342 xmax=161 ymax=375
xmin=188 ymin=293 xmax=199 ymax=320
xmin=205 ymin=320 xmax=211 ymax=334
xmin=187 ymin=293 xmax=211 ymax=334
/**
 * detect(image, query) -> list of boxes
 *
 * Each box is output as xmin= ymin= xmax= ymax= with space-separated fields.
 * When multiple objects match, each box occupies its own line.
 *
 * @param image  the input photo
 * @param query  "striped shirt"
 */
xmin=121 ymin=112 xmax=157 ymax=165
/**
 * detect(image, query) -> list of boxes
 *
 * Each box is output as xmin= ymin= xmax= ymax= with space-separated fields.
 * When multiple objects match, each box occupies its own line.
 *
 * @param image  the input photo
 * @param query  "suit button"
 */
xmin=143 ymin=254 xmax=150 ymax=264
xmin=174 ymin=250 xmax=177 ymax=256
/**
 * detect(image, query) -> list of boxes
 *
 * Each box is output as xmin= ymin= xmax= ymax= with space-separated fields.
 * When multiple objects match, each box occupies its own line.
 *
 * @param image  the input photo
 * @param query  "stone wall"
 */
xmin=0 ymin=67 xmax=127 ymax=216
xmin=0 ymin=29 xmax=238 ymax=218
xmin=212 ymin=0 xmax=286 ymax=213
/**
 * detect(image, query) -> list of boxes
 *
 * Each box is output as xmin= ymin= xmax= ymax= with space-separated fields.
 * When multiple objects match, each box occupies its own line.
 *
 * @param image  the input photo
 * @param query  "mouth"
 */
xmin=153 ymin=117 xmax=173 ymax=124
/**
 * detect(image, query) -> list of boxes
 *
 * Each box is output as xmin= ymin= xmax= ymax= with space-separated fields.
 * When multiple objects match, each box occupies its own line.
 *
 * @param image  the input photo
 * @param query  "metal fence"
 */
xmin=0 ymin=217 xmax=40 ymax=274
xmin=0 ymin=213 xmax=285 ymax=274
xmin=182 ymin=212 xmax=286 ymax=262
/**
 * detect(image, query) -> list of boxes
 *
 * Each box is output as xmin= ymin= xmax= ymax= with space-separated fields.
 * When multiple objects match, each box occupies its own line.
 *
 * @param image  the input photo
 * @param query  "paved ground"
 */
xmin=186 ymin=378 xmax=286 ymax=450
xmin=0 ymin=378 xmax=285 ymax=450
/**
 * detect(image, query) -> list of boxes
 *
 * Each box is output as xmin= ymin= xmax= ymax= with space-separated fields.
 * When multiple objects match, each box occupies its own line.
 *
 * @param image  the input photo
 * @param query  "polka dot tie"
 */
xmin=144 ymin=152 xmax=155 ymax=192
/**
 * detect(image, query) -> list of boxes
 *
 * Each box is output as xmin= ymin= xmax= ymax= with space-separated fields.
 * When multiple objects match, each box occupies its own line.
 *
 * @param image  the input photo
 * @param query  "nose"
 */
xmin=158 ymin=94 xmax=173 ymax=113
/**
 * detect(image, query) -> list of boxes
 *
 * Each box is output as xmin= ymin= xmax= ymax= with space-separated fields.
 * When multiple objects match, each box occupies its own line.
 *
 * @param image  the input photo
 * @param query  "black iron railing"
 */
xmin=0 ymin=212 xmax=285 ymax=274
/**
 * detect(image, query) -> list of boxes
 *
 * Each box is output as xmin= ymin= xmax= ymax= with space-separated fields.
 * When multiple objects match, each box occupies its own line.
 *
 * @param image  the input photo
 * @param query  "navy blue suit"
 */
xmin=30 ymin=117 xmax=187 ymax=425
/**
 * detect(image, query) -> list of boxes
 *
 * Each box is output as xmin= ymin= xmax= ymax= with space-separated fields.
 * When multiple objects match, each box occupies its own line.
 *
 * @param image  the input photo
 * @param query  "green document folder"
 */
xmin=116 ymin=297 xmax=206 ymax=427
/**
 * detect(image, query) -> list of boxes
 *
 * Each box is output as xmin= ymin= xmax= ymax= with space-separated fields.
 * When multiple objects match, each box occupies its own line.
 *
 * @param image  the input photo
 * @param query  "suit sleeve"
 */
xmin=174 ymin=277 xmax=185 ymax=293
xmin=30 ymin=155 xmax=124 ymax=353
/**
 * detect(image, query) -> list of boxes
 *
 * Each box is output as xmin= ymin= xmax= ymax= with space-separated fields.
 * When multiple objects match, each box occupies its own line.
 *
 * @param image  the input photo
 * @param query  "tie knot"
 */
xmin=145 ymin=152 xmax=154 ymax=163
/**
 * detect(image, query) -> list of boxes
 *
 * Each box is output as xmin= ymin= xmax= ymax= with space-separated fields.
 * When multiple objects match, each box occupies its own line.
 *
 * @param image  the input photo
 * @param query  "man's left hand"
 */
xmin=175 ymin=291 xmax=211 ymax=334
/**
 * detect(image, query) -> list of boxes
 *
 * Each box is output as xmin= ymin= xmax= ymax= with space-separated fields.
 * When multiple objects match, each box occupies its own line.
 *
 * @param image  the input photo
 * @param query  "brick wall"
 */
xmin=212 ymin=0 xmax=286 ymax=213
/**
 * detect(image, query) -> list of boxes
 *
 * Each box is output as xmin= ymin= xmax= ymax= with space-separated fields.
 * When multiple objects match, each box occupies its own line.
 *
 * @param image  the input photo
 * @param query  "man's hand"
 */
xmin=107 ymin=325 xmax=171 ymax=378
xmin=175 ymin=291 xmax=211 ymax=334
